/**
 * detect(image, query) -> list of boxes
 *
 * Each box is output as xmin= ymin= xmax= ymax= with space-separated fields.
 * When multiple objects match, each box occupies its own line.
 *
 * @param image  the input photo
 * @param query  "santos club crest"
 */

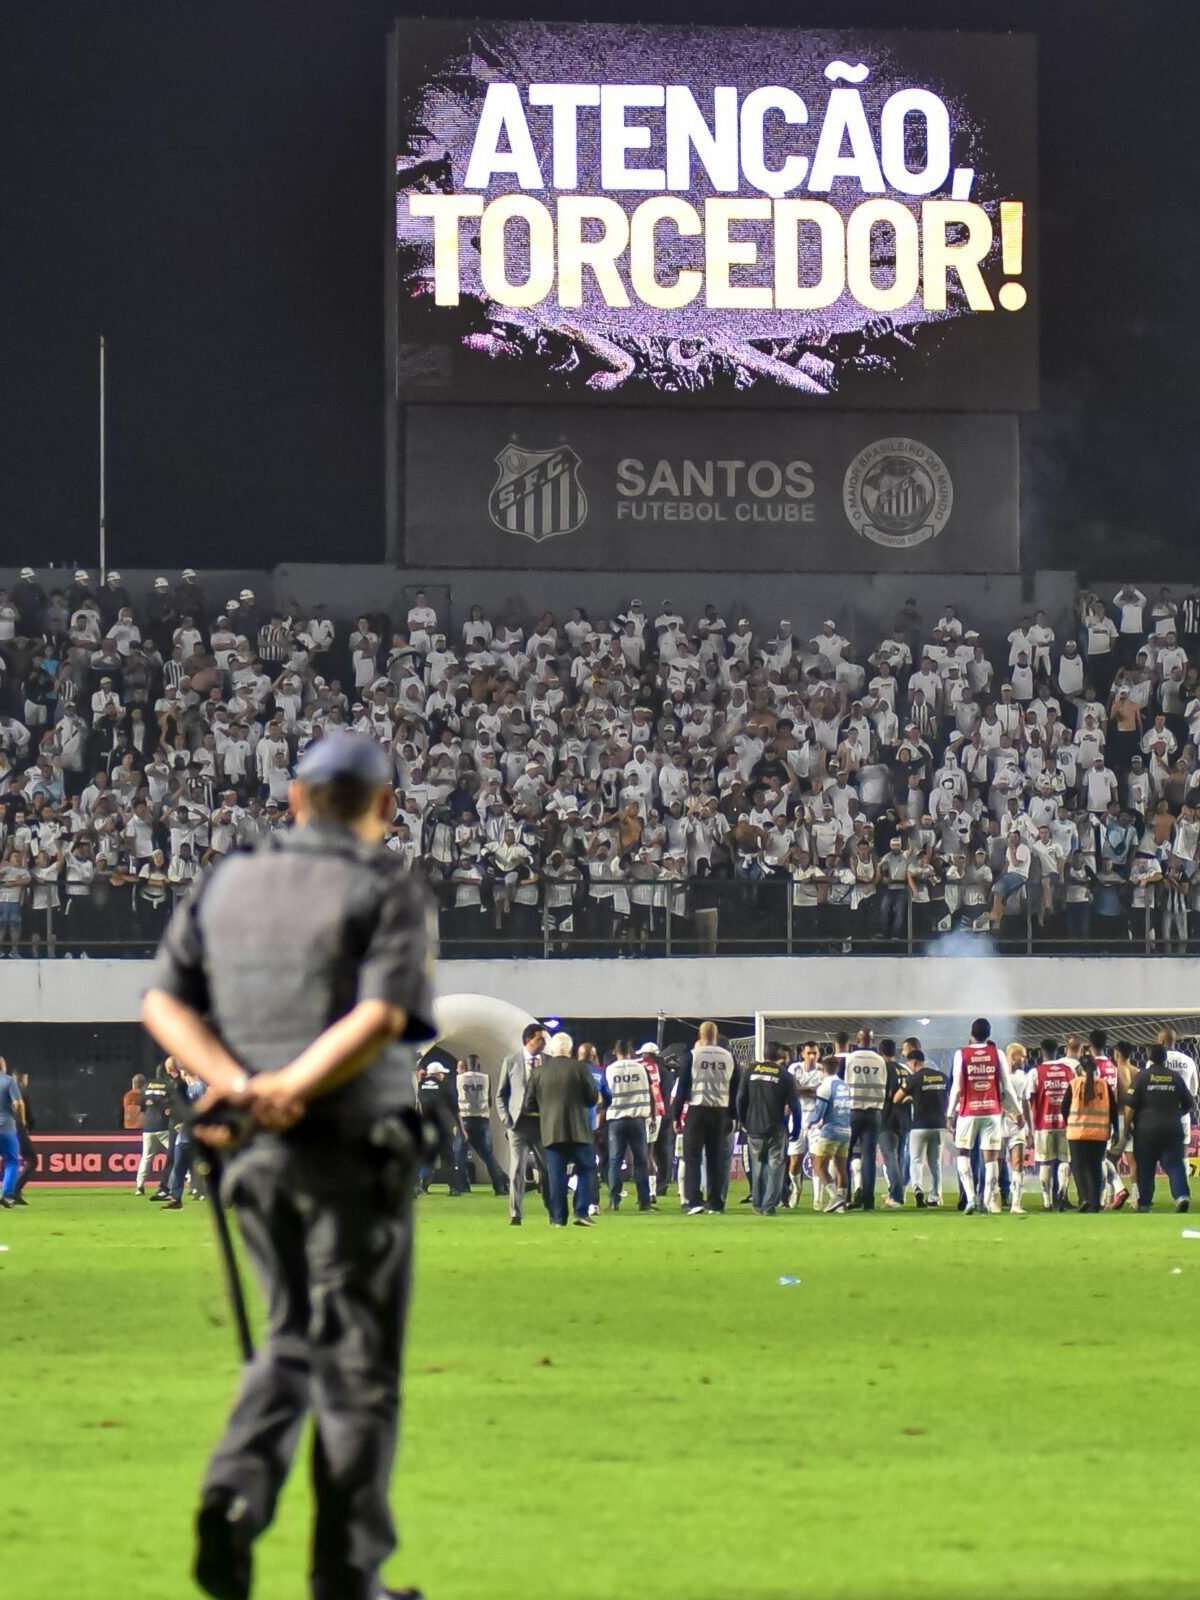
xmin=843 ymin=437 xmax=954 ymax=550
xmin=488 ymin=443 xmax=587 ymax=543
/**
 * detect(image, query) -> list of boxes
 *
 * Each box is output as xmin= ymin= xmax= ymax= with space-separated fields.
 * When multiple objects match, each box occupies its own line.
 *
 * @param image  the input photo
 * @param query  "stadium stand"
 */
xmin=1 ymin=571 xmax=1199 ymax=956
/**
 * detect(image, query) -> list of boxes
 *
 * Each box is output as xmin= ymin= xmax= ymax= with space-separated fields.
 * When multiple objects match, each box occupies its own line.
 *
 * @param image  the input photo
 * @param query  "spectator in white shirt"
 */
xmin=1149 ymin=587 xmax=1177 ymax=637
xmin=1083 ymin=757 xmax=1119 ymax=814
xmin=1055 ymin=639 xmax=1085 ymax=702
xmin=990 ymin=831 xmax=1031 ymax=925
xmin=1027 ymin=611 xmax=1054 ymax=675
xmin=812 ymin=619 xmax=848 ymax=663
xmin=1113 ymin=585 xmax=1147 ymax=645
xmin=1084 ymin=605 xmax=1119 ymax=694
xmin=91 ymin=677 xmax=120 ymax=718
xmin=1009 ymin=653 xmax=1034 ymax=702
xmin=407 ymin=591 xmax=438 ymax=633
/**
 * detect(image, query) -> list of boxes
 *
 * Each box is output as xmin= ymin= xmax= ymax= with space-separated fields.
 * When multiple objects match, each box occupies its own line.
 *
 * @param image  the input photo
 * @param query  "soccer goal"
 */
xmin=736 ymin=1008 xmax=1200 ymax=1067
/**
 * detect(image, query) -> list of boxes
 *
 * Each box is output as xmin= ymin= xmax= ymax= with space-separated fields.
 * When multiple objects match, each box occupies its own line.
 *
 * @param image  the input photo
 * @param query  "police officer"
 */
xmin=142 ymin=730 xmax=436 ymax=1600
xmin=1127 ymin=1043 xmax=1197 ymax=1213
xmin=736 ymin=1044 xmax=801 ymax=1216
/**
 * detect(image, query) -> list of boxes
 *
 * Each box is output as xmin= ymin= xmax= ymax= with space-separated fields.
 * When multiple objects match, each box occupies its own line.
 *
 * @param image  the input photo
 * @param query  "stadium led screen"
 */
xmin=389 ymin=20 xmax=1037 ymax=409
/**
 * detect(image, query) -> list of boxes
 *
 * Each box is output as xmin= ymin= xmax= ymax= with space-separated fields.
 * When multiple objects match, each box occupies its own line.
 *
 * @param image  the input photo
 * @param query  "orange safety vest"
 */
xmin=1066 ymin=1077 xmax=1111 ymax=1142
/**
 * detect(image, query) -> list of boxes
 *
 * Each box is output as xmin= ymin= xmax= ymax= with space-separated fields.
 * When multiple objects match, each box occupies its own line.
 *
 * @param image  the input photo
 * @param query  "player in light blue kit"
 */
xmin=809 ymin=1056 xmax=853 ymax=1213
xmin=0 ymin=1058 xmax=25 ymax=1207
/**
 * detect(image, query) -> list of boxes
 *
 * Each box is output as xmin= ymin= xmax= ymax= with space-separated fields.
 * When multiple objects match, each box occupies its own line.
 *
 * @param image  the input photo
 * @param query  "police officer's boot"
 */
xmin=194 ymin=1490 xmax=254 ymax=1600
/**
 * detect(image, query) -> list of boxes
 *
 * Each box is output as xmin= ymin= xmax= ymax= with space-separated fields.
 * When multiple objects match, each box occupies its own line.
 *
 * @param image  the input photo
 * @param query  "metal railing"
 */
xmin=3 ymin=880 xmax=1182 ymax=959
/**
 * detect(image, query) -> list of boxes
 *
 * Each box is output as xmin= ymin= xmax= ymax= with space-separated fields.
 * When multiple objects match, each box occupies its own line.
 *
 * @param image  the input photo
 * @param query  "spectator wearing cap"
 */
xmin=143 ymin=577 xmax=178 ymax=653
xmin=812 ymin=619 xmax=848 ymax=664
xmin=174 ymin=569 xmax=207 ymax=624
xmin=104 ymin=605 xmax=141 ymax=659
xmin=13 ymin=568 xmax=46 ymax=630
xmin=65 ymin=569 xmax=94 ymax=616
xmin=91 ymin=676 xmax=120 ymax=721
xmin=654 ymin=600 xmax=684 ymax=637
xmin=98 ymin=570 xmax=132 ymax=625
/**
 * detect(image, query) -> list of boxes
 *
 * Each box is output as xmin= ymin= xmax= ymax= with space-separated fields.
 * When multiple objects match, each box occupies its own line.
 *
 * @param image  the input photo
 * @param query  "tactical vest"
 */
xmin=690 ymin=1045 xmax=734 ymax=1108
xmin=843 ymin=1049 xmax=888 ymax=1112
xmin=457 ymin=1070 xmax=490 ymax=1118
xmin=606 ymin=1059 xmax=652 ymax=1120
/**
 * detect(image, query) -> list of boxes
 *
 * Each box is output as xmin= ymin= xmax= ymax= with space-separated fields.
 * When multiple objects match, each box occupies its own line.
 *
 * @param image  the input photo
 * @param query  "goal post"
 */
xmin=744 ymin=1008 xmax=1200 ymax=1064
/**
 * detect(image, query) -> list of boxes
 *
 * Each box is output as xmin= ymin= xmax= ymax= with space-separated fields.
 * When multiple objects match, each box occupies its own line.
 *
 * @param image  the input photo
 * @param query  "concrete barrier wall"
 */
xmin=9 ymin=955 xmax=1200 ymax=1026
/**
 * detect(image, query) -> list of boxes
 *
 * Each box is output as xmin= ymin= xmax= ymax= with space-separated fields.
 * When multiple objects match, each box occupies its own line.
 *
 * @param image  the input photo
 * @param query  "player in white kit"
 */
xmin=1158 ymin=1025 xmax=1199 ymax=1160
xmin=1028 ymin=1039 xmax=1079 ymax=1209
xmin=786 ymin=1041 xmax=824 ymax=1209
xmin=947 ymin=1018 xmax=1022 ymax=1213
xmin=1088 ymin=1029 xmax=1129 ymax=1209
xmin=1003 ymin=1042 xmax=1031 ymax=1215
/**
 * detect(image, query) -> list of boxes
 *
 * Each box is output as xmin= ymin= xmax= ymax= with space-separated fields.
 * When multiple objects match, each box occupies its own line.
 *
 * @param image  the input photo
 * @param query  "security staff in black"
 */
xmin=136 ymin=1069 xmax=173 ymax=1196
xmin=143 ymin=731 xmax=436 ymax=1600
xmin=1126 ymin=1043 xmax=1197 ymax=1212
xmin=415 ymin=1063 xmax=460 ymax=1193
xmin=736 ymin=1046 xmax=801 ymax=1215
xmin=878 ymin=1041 xmax=912 ymax=1208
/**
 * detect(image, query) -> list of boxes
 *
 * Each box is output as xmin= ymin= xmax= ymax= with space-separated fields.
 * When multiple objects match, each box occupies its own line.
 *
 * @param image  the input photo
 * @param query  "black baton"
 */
xmin=196 ymin=1145 xmax=255 ymax=1364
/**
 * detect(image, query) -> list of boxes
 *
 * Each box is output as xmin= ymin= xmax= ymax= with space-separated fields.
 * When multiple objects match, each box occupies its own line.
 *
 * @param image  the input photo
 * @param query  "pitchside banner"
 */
xmin=26 ymin=1134 xmax=167 ymax=1186
xmin=390 ymin=20 xmax=1037 ymax=409
xmin=404 ymin=407 xmax=1018 ymax=572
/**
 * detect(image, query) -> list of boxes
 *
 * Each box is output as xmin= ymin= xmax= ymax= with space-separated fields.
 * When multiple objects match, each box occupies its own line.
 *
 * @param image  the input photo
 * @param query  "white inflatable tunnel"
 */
xmin=430 ymin=992 xmax=539 ymax=1067
xmin=426 ymin=993 xmax=540 ymax=1149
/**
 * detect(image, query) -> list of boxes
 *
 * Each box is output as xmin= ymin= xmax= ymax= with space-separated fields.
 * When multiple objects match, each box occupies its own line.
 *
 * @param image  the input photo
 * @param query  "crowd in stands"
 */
xmin=1 ymin=568 xmax=1200 ymax=956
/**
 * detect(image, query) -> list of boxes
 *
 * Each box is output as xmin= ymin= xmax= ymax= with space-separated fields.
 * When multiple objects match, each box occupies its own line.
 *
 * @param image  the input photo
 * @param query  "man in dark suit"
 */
xmin=497 ymin=1022 xmax=548 ymax=1226
xmin=524 ymin=1032 xmax=599 ymax=1228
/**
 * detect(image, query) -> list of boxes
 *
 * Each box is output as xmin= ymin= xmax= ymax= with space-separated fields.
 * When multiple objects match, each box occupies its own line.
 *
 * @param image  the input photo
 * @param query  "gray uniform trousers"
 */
xmin=202 ymin=1135 xmax=414 ymax=1600
xmin=506 ymin=1113 xmax=550 ymax=1220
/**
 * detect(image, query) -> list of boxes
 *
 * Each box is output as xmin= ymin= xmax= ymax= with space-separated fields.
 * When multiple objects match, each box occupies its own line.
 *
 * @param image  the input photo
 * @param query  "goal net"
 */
xmin=733 ymin=1008 xmax=1200 ymax=1068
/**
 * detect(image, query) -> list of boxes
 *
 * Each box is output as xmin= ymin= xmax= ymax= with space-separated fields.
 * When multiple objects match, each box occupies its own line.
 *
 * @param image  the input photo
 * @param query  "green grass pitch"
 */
xmin=5 ymin=1187 xmax=1197 ymax=1600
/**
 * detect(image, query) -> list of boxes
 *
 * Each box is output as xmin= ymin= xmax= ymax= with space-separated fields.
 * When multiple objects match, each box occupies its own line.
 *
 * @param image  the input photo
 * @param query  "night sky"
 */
xmin=5 ymin=0 xmax=1197 ymax=574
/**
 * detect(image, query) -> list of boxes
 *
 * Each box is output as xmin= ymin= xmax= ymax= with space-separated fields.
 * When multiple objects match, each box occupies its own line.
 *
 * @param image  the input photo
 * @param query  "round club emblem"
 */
xmin=843 ymin=438 xmax=954 ymax=549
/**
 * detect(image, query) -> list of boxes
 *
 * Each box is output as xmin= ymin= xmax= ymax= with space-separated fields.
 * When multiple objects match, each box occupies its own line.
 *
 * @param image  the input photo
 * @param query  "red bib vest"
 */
xmin=958 ymin=1042 xmax=1003 ymax=1116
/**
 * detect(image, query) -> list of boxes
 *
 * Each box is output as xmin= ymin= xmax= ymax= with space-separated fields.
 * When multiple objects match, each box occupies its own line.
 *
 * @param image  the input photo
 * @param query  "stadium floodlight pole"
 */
xmin=98 ymin=334 xmax=107 ymax=583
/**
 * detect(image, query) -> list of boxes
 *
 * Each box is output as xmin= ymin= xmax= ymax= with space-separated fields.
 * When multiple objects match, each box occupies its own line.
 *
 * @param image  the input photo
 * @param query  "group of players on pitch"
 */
xmin=774 ymin=1022 xmax=1197 ymax=1218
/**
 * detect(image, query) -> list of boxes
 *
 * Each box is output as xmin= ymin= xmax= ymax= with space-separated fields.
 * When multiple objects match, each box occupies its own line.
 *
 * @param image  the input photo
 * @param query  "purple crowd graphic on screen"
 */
xmin=392 ymin=20 xmax=1037 ymax=409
